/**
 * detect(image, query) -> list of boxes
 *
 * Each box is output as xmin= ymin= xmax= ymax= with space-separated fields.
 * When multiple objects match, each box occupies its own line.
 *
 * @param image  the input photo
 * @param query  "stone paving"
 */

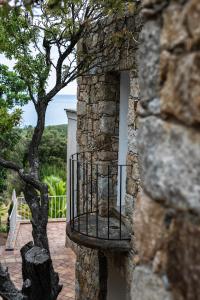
xmin=0 ymin=221 xmax=76 ymax=300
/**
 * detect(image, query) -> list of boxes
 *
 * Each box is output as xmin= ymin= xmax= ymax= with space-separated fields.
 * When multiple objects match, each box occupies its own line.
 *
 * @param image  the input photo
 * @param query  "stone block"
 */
xmin=130 ymin=77 xmax=140 ymax=99
xmin=79 ymin=133 xmax=88 ymax=147
xmin=78 ymin=90 xmax=89 ymax=103
xmin=184 ymin=0 xmax=200 ymax=49
xmin=125 ymin=193 xmax=135 ymax=221
xmin=126 ymin=178 xmax=139 ymax=197
xmin=77 ymin=101 xmax=87 ymax=115
xmin=166 ymin=213 xmax=200 ymax=300
xmin=98 ymin=150 xmax=118 ymax=161
xmin=133 ymin=191 xmax=169 ymax=263
xmin=128 ymin=127 xmax=138 ymax=154
xmin=138 ymin=97 xmax=160 ymax=117
xmin=137 ymin=116 xmax=200 ymax=212
xmin=131 ymin=266 xmax=172 ymax=300
xmin=138 ymin=19 xmax=161 ymax=102
xmin=161 ymin=0 xmax=200 ymax=51
xmin=100 ymin=116 xmax=116 ymax=134
xmin=98 ymin=101 xmax=117 ymax=115
xmin=142 ymin=0 xmax=163 ymax=7
xmin=127 ymin=99 xmax=137 ymax=127
xmin=161 ymin=3 xmax=188 ymax=50
xmin=160 ymin=51 xmax=200 ymax=125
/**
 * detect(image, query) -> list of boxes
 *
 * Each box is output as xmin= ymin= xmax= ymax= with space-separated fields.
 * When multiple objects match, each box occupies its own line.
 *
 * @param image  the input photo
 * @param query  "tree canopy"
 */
xmin=0 ymin=1 xmax=128 ymax=298
xmin=0 ymin=64 xmax=29 ymax=194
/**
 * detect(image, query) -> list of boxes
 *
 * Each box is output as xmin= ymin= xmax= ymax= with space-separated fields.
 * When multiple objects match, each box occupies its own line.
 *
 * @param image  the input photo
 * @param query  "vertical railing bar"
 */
xmin=86 ymin=161 xmax=88 ymax=235
xmin=77 ymin=153 xmax=80 ymax=231
xmin=72 ymin=158 xmax=75 ymax=229
xmin=51 ymin=195 xmax=53 ymax=219
xmin=96 ymin=164 xmax=99 ymax=238
xmin=58 ymin=196 xmax=61 ymax=218
xmin=55 ymin=194 xmax=56 ymax=219
xmin=120 ymin=165 xmax=122 ymax=240
xmin=107 ymin=165 xmax=110 ymax=240
xmin=69 ymin=158 xmax=72 ymax=222
xmin=83 ymin=152 xmax=85 ymax=215
xmin=90 ymin=152 xmax=93 ymax=212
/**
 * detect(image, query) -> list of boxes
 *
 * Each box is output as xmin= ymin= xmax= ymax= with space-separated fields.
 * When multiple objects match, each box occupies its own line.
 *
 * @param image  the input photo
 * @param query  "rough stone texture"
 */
xmin=160 ymin=51 xmax=200 ymax=125
xmin=134 ymin=0 xmax=200 ymax=299
xmin=133 ymin=191 xmax=169 ymax=264
xmin=75 ymin=247 xmax=100 ymax=300
xmin=131 ymin=266 xmax=172 ymax=300
xmin=137 ymin=116 xmax=200 ymax=212
xmin=69 ymin=0 xmax=200 ymax=299
xmin=73 ymin=7 xmax=142 ymax=300
xmin=138 ymin=19 xmax=161 ymax=102
xmin=166 ymin=213 xmax=200 ymax=300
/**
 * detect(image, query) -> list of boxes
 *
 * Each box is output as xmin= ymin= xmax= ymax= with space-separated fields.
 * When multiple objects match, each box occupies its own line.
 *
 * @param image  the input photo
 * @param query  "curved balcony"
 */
xmin=66 ymin=152 xmax=131 ymax=252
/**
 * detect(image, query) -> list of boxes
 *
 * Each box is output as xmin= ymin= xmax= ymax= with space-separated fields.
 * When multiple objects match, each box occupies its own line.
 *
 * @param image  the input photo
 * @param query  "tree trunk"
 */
xmin=23 ymin=186 xmax=62 ymax=299
xmin=21 ymin=243 xmax=54 ymax=300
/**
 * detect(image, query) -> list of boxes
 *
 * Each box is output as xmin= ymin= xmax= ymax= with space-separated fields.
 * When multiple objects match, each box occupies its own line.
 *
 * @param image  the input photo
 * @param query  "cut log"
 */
xmin=21 ymin=243 xmax=62 ymax=300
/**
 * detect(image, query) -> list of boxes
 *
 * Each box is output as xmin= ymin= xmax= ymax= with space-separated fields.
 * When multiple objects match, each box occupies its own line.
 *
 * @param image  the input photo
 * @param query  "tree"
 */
xmin=0 ymin=1 xmax=127 ymax=299
xmin=0 ymin=64 xmax=29 ymax=196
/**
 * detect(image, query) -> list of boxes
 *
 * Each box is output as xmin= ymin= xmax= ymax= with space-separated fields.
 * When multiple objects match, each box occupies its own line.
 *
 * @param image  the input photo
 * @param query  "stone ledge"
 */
xmin=66 ymin=223 xmax=131 ymax=253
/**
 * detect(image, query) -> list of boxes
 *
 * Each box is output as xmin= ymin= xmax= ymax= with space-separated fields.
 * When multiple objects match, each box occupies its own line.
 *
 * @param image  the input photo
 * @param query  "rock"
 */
xmin=133 ymin=192 xmax=169 ymax=263
xmin=184 ymin=0 xmax=200 ymax=49
xmin=98 ymin=101 xmax=117 ymax=115
xmin=128 ymin=127 xmax=138 ymax=154
xmin=131 ymin=266 xmax=172 ymax=300
xmin=160 ymin=52 xmax=200 ymax=125
xmin=161 ymin=3 xmax=188 ymax=50
xmin=166 ymin=214 xmax=200 ymax=300
xmin=137 ymin=116 xmax=200 ymax=212
xmin=138 ymin=19 xmax=161 ymax=102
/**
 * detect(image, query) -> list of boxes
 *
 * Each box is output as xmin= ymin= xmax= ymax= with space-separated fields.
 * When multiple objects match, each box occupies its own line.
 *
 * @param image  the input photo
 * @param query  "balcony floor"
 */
xmin=66 ymin=213 xmax=131 ymax=252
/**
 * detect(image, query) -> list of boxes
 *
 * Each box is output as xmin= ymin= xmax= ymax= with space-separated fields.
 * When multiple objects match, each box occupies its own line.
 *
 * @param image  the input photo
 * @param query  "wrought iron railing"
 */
xmin=6 ymin=193 xmax=66 ymax=250
xmin=69 ymin=152 xmax=131 ymax=241
xmin=17 ymin=195 xmax=66 ymax=221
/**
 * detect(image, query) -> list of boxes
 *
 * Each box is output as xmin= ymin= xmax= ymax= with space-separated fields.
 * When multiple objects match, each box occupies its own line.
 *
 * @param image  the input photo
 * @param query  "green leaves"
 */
xmin=0 ymin=64 xmax=29 ymax=154
xmin=44 ymin=175 xmax=66 ymax=196
xmin=0 ymin=64 xmax=29 ymax=107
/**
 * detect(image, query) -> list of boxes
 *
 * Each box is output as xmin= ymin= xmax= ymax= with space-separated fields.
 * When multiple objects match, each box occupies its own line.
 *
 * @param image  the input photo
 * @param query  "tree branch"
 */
xmin=0 ymin=157 xmax=43 ymax=191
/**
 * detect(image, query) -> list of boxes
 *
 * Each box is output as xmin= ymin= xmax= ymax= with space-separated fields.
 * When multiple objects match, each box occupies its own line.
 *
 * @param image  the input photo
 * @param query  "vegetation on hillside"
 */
xmin=0 ymin=124 xmax=67 ymax=200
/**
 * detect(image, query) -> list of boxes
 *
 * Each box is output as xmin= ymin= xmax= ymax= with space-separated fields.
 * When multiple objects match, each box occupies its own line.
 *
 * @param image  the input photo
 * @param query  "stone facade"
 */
xmin=134 ymin=1 xmax=200 ymax=299
xmin=67 ymin=0 xmax=200 ymax=299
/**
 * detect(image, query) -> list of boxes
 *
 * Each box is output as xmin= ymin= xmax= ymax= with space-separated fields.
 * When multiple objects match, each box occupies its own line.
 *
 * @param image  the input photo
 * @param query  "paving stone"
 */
xmin=0 ymin=221 xmax=75 ymax=300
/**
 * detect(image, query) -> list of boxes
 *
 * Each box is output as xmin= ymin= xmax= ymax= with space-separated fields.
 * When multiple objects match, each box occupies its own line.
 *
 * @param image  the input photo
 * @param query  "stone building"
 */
xmin=66 ymin=0 xmax=200 ymax=299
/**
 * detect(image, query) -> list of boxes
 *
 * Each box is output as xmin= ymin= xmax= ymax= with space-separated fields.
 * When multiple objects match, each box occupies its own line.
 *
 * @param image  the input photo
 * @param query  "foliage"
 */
xmin=43 ymin=175 xmax=66 ymax=218
xmin=0 ymin=202 xmax=9 ymax=232
xmin=0 ymin=64 xmax=29 ymax=154
xmin=0 ymin=64 xmax=29 ymax=199
xmin=0 ymin=168 xmax=7 ymax=194
xmin=49 ymin=196 xmax=66 ymax=218
xmin=17 ymin=202 xmax=32 ymax=220
xmin=39 ymin=125 xmax=67 ymax=170
xmin=44 ymin=175 xmax=66 ymax=196
xmin=0 ymin=224 xmax=7 ymax=233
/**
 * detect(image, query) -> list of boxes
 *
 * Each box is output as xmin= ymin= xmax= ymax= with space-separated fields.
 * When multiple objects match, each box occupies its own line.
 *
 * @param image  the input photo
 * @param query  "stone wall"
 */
xmin=73 ymin=5 xmax=142 ymax=300
xmin=132 ymin=0 xmax=200 ymax=299
xmin=75 ymin=71 xmax=140 ymax=299
xmin=69 ymin=0 xmax=200 ymax=299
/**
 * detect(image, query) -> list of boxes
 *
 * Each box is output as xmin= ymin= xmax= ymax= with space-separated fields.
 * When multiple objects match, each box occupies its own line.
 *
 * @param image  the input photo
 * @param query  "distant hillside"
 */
xmin=45 ymin=124 xmax=68 ymax=137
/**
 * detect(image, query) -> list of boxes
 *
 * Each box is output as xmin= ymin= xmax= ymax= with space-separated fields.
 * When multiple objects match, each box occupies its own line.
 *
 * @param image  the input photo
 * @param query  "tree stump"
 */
xmin=21 ymin=243 xmax=56 ymax=300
